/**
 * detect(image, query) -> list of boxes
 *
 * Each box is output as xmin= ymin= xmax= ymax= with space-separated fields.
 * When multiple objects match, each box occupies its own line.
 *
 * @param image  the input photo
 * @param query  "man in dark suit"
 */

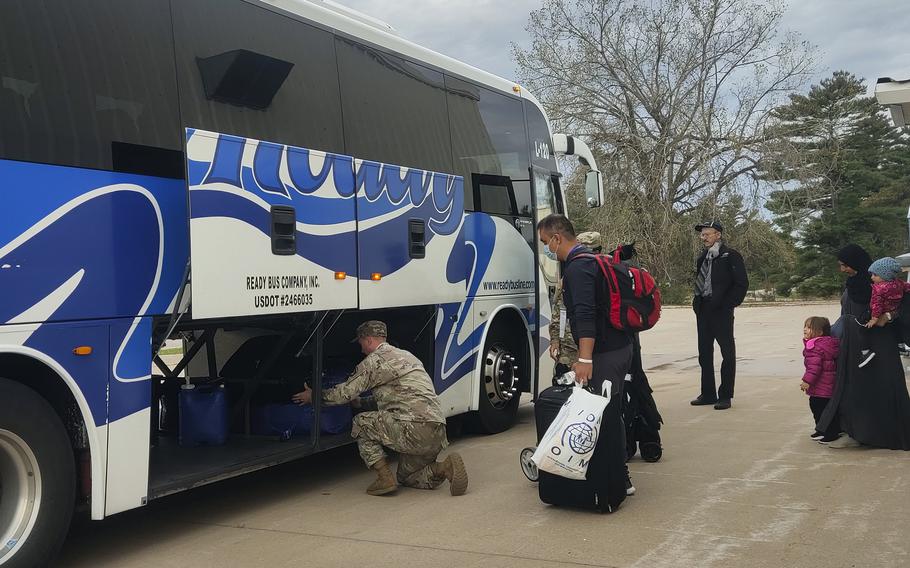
xmin=690 ymin=221 xmax=749 ymax=410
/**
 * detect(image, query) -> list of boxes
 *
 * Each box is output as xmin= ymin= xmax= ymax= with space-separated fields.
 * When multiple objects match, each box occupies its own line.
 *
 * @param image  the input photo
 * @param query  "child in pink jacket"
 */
xmin=801 ymin=316 xmax=840 ymax=442
xmin=857 ymin=257 xmax=910 ymax=368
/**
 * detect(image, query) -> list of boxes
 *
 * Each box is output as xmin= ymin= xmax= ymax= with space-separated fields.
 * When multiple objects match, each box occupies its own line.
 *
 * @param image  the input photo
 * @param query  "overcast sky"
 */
xmin=337 ymin=0 xmax=910 ymax=96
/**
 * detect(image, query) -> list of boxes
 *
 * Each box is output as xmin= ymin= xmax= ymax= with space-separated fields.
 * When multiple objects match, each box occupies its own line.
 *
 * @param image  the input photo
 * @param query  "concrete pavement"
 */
xmin=58 ymin=303 xmax=910 ymax=567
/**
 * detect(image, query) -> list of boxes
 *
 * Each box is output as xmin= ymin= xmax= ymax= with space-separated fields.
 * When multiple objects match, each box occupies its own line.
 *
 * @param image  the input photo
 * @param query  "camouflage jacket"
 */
xmin=548 ymin=281 xmax=565 ymax=344
xmin=322 ymin=343 xmax=445 ymax=424
xmin=549 ymin=281 xmax=579 ymax=365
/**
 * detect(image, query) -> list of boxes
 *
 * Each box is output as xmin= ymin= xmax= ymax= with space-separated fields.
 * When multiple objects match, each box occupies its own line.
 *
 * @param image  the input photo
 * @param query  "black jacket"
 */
xmin=692 ymin=243 xmax=749 ymax=311
xmin=562 ymin=247 xmax=632 ymax=353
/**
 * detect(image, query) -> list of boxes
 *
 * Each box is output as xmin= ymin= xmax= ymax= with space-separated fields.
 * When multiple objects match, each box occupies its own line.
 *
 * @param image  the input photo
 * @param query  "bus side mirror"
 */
xmin=584 ymin=170 xmax=603 ymax=208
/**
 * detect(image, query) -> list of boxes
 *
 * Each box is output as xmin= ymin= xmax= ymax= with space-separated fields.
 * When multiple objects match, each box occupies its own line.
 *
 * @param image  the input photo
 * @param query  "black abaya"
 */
xmin=819 ymin=289 xmax=910 ymax=450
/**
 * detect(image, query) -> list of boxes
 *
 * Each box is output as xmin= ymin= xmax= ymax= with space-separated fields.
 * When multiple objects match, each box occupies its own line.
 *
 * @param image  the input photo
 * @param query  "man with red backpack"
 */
xmin=538 ymin=214 xmax=634 ymax=495
xmin=538 ymin=215 xmax=633 ymax=391
xmin=548 ymin=231 xmax=604 ymax=372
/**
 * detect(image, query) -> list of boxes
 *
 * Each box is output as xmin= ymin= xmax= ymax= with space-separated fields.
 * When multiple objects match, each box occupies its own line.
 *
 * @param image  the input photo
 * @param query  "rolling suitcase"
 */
xmin=535 ymin=384 xmax=627 ymax=513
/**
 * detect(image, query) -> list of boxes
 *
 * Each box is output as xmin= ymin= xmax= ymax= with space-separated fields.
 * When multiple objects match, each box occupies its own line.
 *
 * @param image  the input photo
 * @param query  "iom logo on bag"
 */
xmin=561 ymin=417 xmax=599 ymax=454
xmin=543 ymin=411 xmax=600 ymax=474
xmin=562 ymin=421 xmax=598 ymax=454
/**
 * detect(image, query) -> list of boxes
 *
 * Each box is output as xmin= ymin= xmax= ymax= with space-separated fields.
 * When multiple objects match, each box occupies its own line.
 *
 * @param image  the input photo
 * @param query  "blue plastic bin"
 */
xmin=317 ymin=364 xmax=354 ymax=433
xmin=250 ymin=401 xmax=352 ymax=438
xmin=319 ymin=403 xmax=353 ymax=434
xmin=250 ymin=364 xmax=354 ymax=438
xmin=178 ymin=384 xmax=228 ymax=447
xmin=251 ymin=403 xmax=313 ymax=439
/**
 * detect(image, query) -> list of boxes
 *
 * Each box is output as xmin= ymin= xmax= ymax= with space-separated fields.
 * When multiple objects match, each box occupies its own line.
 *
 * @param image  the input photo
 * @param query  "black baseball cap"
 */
xmin=694 ymin=221 xmax=723 ymax=233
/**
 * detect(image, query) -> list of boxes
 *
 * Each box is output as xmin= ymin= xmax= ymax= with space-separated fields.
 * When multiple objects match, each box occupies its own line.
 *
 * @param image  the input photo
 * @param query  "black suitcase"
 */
xmin=535 ymin=385 xmax=627 ymax=513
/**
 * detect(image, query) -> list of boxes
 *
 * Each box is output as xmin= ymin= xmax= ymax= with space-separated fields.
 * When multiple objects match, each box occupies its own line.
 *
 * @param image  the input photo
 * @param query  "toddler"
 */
xmin=859 ymin=257 xmax=910 ymax=368
xmin=801 ymin=316 xmax=840 ymax=442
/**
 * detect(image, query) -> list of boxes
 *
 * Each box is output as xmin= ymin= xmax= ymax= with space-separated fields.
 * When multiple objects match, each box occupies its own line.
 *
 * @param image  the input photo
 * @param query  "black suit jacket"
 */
xmin=692 ymin=243 xmax=749 ymax=311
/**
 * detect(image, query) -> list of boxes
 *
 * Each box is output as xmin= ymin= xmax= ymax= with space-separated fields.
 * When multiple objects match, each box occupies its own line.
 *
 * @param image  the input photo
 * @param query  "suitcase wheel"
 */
xmin=520 ymin=447 xmax=539 ymax=482
xmin=640 ymin=442 xmax=662 ymax=462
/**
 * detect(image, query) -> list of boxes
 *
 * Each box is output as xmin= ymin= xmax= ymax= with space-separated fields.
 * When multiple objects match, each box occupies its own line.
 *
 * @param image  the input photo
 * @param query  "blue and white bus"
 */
xmin=0 ymin=0 xmax=603 ymax=564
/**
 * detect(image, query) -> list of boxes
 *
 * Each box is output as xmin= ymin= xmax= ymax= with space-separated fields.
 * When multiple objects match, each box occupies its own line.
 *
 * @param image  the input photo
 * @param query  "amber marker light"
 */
xmin=334 ymin=271 xmax=347 ymax=280
xmin=512 ymin=85 xmax=521 ymax=93
xmin=73 ymin=346 xmax=93 ymax=356
xmin=370 ymin=273 xmax=382 ymax=281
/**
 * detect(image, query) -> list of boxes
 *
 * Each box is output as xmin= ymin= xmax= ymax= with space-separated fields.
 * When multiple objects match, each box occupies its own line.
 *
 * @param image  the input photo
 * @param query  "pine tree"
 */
xmin=759 ymin=71 xmax=910 ymax=296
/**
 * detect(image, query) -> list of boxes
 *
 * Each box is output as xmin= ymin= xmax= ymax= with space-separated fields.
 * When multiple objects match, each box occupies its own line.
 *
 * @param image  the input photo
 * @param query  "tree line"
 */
xmin=514 ymin=0 xmax=910 ymax=302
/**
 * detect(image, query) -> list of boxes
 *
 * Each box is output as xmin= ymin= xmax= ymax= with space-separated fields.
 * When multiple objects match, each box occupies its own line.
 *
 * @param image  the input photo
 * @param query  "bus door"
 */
xmin=470 ymin=173 xmax=537 ymax=299
xmin=531 ymin=167 xmax=565 ymax=393
xmin=532 ymin=167 xmax=565 ymax=291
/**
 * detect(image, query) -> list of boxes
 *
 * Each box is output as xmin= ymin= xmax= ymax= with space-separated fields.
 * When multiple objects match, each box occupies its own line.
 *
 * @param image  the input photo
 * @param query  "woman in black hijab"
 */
xmin=818 ymin=244 xmax=910 ymax=450
xmin=837 ymin=244 xmax=872 ymax=305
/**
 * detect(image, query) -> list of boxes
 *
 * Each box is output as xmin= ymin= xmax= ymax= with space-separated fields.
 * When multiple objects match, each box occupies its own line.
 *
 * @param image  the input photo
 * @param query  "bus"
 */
xmin=875 ymin=77 xmax=910 ymax=287
xmin=0 ymin=0 xmax=604 ymax=564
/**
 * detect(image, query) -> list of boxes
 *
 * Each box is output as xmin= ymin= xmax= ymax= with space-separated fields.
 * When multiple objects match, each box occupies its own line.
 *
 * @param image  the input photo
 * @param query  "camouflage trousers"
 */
xmin=352 ymin=411 xmax=449 ymax=489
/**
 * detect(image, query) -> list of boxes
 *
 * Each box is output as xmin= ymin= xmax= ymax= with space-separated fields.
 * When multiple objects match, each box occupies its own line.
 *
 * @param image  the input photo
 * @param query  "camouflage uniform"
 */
xmin=323 ymin=325 xmax=448 ymax=489
xmin=548 ymin=231 xmax=601 ymax=367
xmin=549 ymin=281 xmax=579 ymax=366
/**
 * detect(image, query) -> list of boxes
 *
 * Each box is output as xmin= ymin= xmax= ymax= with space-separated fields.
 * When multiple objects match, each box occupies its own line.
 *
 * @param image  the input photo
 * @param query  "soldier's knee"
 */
xmin=352 ymin=412 xmax=376 ymax=428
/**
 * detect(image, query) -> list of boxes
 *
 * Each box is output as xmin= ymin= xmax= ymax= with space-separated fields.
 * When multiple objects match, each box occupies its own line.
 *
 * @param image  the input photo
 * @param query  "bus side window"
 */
xmin=171 ymin=0 xmax=345 ymax=155
xmin=473 ymin=174 xmax=516 ymax=216
xmin=335 ymin=37 xmax=453 ymax=176
xmin=533 ymin=170 xmax=562 ymax=217
xmin=0 ymin=0 xmax=180 ymax=172
xmin=446 ymin=76 xmax=529 ymax=213
xmin=551 ymin=175 xmax=565 ymax=214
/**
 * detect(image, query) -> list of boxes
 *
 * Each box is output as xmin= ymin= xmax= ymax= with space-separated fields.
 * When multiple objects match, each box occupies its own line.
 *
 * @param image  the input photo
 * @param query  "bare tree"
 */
xmin=514 ymin=0 xmax=814 ymax=286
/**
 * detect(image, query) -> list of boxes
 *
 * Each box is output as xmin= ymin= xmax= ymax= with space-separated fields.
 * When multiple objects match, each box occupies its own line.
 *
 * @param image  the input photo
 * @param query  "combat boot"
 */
xmin=432 ymin=452 xmax=468 ymax=496
xmin=366 ymin=459 xmax=397 ymax=496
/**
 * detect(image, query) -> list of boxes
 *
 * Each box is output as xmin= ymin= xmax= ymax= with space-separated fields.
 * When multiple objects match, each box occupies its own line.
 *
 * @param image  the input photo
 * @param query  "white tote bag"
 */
xmin=531 ymin=384 xmax=610 ymax=480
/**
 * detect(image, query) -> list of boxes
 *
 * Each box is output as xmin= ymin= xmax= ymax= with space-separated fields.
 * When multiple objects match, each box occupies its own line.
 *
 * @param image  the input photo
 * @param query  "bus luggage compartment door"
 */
xmin=356 ymin=158 xmax=466 ymax=309
xmin=185 ymin=129 xmax=358 ymax=319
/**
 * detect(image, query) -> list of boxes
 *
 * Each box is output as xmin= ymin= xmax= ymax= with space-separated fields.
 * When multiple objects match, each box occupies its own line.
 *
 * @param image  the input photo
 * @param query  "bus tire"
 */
xmin=0 ymin=378 xmax=75 ymax=567
xmin=467 ymin=320 xmax=523 ymax=434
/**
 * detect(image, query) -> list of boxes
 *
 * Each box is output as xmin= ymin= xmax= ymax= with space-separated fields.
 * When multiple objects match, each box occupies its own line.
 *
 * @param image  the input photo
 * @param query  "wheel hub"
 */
xmin=482 ymin=343 xmax=519 ymax=408
xmin=0 ymin=429 xmax=41 ymax=562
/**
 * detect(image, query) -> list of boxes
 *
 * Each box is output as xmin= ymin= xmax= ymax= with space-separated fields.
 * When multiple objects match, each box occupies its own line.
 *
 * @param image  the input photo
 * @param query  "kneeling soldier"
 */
xmin=293 ymin=320 xmax=468 ymax=496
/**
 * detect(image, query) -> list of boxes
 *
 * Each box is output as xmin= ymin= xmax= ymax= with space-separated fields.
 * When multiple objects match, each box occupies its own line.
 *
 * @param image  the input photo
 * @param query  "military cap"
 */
xmin=353 ymin=320 xmax=388 ymax=341
xmin=576 ymin=231 xmax=602 ymax=246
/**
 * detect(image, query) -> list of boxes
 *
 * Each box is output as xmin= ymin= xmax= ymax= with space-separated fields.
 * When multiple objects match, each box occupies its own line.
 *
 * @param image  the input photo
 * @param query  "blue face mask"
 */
xmin=543 ymin=236 xmax=558 ymax=261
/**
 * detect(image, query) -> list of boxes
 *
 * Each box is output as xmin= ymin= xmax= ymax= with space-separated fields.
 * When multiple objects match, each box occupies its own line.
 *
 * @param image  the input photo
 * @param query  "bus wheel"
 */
xmin=0 ymin=378 xmax=75 ymax=567
xmin=467 ymin=321 xmax=522 ymax=434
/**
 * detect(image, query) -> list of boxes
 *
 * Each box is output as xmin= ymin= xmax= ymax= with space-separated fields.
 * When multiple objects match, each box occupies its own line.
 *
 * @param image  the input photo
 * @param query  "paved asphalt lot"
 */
xmin=59 ymin=303 xmax=909 ymax=567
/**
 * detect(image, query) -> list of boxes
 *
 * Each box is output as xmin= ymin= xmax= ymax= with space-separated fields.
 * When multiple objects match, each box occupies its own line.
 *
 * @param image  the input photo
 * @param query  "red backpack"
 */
xmin=572 ymin=249 xmax=662 ymax=332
